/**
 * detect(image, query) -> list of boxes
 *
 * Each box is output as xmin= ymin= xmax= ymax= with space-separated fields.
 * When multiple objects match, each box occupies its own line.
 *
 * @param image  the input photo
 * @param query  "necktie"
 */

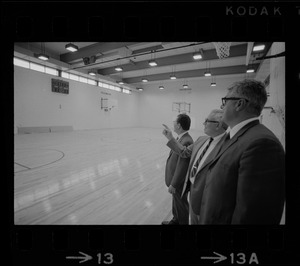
xmin=225 ymin=132 xmax=230 ymax=141
xmin=190 ymin=137 xmax=213 ymax=178
xmin=220 ymin=132 xmax=230 ymax=151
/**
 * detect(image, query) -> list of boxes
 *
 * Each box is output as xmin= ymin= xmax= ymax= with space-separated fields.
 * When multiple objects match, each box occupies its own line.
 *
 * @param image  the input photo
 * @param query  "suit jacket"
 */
xmin=167 ymin=133 xmax=228 ymax=214
xmin=165 ymin=132 xmax=193 ymax=195
xmin=198 ymin=120 xmax=285 ymax=224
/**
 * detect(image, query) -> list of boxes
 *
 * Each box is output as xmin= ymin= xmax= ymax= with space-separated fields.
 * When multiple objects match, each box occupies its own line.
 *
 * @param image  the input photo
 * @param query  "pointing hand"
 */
xmin=162 ymin=124 xmax=174 ymax=140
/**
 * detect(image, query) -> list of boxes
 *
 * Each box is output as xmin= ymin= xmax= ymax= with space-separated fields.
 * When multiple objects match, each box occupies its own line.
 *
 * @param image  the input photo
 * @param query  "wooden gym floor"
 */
xmin=14 ymin=128 xmax=202 ymax=225
xmin=14 ymin=127 xmax=285 ymax=225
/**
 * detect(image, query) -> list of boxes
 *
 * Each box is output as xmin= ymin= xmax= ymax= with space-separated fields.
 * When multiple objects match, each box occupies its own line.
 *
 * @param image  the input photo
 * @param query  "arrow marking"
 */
xmin=66 ymin=251 xmax=93 ymax=264
xmin=201 ymin=252 xmax=227 ymax=264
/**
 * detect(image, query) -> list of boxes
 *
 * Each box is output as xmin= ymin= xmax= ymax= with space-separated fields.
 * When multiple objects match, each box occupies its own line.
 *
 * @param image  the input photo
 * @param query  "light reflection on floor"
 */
xmin=14 ymin=128 xmax=174 ymax=224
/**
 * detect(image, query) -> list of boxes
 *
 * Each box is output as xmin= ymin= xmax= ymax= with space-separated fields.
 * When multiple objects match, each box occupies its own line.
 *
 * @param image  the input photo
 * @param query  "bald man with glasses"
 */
xmin=163 ymin=109 xmax=228 ymax=224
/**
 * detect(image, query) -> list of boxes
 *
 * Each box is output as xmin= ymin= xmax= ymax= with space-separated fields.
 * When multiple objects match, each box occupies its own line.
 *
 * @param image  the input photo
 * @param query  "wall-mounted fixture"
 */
xmin=83 ymin=56 xmax=96 ymax=65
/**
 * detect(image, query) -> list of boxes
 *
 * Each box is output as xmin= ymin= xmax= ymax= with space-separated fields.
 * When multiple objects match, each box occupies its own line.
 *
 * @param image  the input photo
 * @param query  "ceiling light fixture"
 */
xmin=115 ymin=67 xmax=123 ymax=71
xmin=118 ymin=81 xmax=124 ymax=85
xmin=142 ymin=78 xmax=148 ymax=82
xmin=65 ymin=43 xmax=79 ymax=52
xmin=137 ymin=88 xmax=143 ymax=91
xmin=36 ymin=53 xmax=49 ymax=61
xmin=159 ymin=85 xmax=164 ymax=90
xmin=193 ymin=52 xmax=202 ymax=60
xmin=210 ymin=76 xmax=216 ymax=87
xmin=35 ymin=42 xmax=49 ymax=61
xmin=88 ymin=70 xmax=96 ymax=76
xmin=204 ymin=61 xmax=211 ymax=77
xmin=148 ymin=60 xmax=158 ymax=67
xmin=253 ymin=44 xmax=265 ymax=52
xmin=183 ymin=84 xmax=189 ymax=89
xmin=149 ymin=50 xmax=158 ymax=67
xmin=170 ymin=65 xmax=177 ymax=80
xmin=246 ymin=68 xmax=255 ymax=73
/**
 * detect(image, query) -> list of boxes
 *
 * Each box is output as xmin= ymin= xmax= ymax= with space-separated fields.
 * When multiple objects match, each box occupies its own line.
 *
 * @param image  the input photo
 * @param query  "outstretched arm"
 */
xmin=162 ymin=124 xmax=194 ymax=158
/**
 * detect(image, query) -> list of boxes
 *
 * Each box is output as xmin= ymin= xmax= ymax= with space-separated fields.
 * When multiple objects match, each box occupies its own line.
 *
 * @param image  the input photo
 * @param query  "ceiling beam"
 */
xmin=14 ymin=45 xmax=71 ymax=69
xmin=60 ymin=42 xmax=142 ymax=63
xmin=67 ymin=51 xmax=121 ymax=69
xmin=97 ymin=44 xmax=248 ymax=76
xmin=245 ymin=42 xmax=254 ymax=66
xmin=123 ymin=64 xmax=260 ymax=84
xmin=131 ymin=45 xmax=164 ymax=54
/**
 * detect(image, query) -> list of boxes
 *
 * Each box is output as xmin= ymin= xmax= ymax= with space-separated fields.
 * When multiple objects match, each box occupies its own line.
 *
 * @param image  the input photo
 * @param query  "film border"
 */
xmin=4 ymin=1 xmax=300 ymax=265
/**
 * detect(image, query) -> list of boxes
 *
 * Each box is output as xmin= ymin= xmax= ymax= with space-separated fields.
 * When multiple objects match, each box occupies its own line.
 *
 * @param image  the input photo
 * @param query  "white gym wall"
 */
xmin=14 ymin=66 xmax=141 ymax=134
xmin=138 ymin=76 xmax=244 ymax=132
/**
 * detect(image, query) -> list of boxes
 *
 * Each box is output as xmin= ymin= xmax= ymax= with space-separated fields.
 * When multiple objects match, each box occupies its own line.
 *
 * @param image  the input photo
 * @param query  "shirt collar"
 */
xmin=212 ymin=131 xmax=227 ymax=142
xmin=229 ymin=117 xmax=259 ymax=139
xmin=177 ymin=131 xmax=188 ymax=140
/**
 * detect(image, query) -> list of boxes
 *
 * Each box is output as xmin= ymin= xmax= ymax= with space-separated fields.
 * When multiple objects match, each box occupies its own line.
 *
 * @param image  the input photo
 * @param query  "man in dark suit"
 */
xmin=162 ymin=113 xmax=193 ymax=225
xmin=163 ymin=109 xmax=228 ymax=224
xmin=164 ymin=79 xmax=285 ymax=224
xmin=198 ymin=79 xmax=285 ymax=224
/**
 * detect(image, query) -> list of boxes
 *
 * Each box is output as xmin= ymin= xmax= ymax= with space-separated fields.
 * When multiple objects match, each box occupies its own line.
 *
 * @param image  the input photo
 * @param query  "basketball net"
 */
xmin=213 ymin=42 xmax=231 ymax=59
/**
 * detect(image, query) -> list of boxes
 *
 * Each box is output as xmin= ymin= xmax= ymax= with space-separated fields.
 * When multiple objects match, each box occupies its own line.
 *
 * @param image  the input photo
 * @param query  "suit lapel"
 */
xmin=186 ymin=136 xmax=209 ymax=177
xmin=210 ymin=120 xmax=260 ymax=165
xmin=199 ymin=133 xmax=227 ymax=171
xmin=167 ymin=133 xmax=187 ymax=159
xmin=190 ymin=137 xmax=209 ymax=163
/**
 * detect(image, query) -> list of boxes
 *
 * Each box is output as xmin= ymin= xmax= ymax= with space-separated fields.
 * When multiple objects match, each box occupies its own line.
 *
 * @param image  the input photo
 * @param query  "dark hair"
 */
xmin=177 ymin=113 xmax=191 ymax=130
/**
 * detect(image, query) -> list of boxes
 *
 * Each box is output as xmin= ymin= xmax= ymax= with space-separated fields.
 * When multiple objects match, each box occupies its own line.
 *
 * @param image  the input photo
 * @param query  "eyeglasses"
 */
xmin=221 ymin=97 xmax=249 ymax=106
xmin=204 ymin=119 xmax=219 ymax=124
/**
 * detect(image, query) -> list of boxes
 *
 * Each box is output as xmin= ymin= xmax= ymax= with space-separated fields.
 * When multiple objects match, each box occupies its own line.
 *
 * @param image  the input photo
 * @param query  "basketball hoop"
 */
xmin=213 ymin=42 xmax=231 ymax=59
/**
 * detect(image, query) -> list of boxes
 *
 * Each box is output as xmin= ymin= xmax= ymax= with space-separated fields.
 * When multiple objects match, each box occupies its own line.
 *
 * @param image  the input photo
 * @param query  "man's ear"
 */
xmin=235 ymin=99 xmax=247 ymax=112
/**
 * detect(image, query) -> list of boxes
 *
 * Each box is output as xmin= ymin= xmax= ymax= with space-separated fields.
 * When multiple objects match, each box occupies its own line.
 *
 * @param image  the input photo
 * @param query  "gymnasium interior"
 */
xmin=13 ymin=42 xmax=285 ymax=224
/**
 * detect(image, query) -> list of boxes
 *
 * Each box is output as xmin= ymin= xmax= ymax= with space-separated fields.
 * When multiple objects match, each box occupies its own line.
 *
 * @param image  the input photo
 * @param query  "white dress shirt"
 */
xmin=176 ymin=131 xmax=188 ymax=141
xmin=190 ymin=132 xmax=226 ymax=184
xmin=229 ymin=117 xmax=259 ymax=139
